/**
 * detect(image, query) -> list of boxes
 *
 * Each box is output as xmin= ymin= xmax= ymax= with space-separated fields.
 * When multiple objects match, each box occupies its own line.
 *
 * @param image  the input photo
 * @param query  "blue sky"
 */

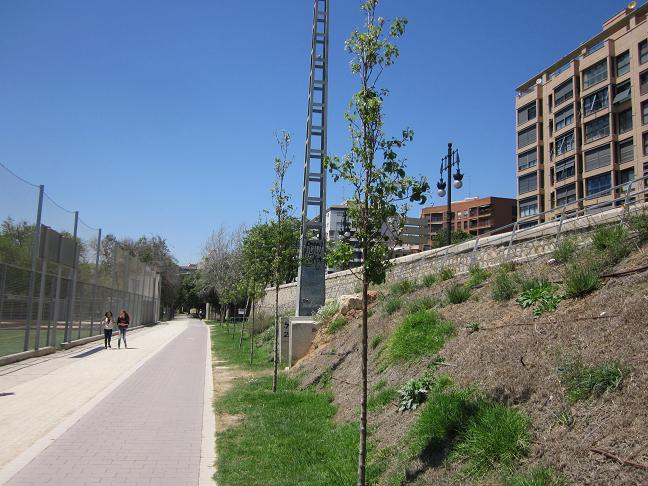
xmin=0 ymin=0 xmax=625 ymax=263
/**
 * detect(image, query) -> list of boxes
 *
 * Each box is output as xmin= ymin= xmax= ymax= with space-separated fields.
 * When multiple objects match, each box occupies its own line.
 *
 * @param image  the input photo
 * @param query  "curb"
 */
xmin=199 ymin=323 xmax=217 ymax=485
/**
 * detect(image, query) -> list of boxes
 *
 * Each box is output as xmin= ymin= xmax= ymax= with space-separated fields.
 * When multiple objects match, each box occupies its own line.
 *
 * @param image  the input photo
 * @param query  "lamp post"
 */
xmin=436 ymin=142 xmax=464 ymax=247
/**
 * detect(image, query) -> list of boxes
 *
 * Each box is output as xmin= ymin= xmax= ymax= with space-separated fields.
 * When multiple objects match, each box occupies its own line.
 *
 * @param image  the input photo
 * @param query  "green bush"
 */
xmin=439 ymin=267 xmax=455 ymax=281
xmin=517 ymin=275 xmax=551 ymax=293
xmin=564 ymin=262 xmax=601 ymax=298
xmin=406 ymin=296 xmax=439 ymax=314
xmin=553 ymin=237 xmax=577 ymax=263
xmin=558 ymin=355 xmax=630 ymax=402
xmin=314 ymin=300 xmax=339 ymax=326
xmin=390 ymin=279 xmax=416 ymax=296
xmin=383 ymin=296 xmax=402 ymax=315
xmin=516 ymin=281 xmax=562 ymax=317
xmin=422 ymin=273 xmax=437 ymax=287
xmin=467 ymin=265 xmax=490 ymax=288
xmin=491 ymin=269 xmax=518 ymax=301
xmin=447 ymin=284 xmax=471 ymax=304
xmin=327 ymin=316 xmax=348 ymax=334
xmin=499 ymin=261 xmax=517 ymax=273
xmin=629 ymin=213 xmax=648 ymax=244
xmin=503 ymin=466 xmax=565 ymax=486
xmin=385 ymin=309 xmax=454 ymax=364
xmin=592 ymin=224 xmax=630 ymax=267
xmin=397 ymin=372 xmax=437 ymax=411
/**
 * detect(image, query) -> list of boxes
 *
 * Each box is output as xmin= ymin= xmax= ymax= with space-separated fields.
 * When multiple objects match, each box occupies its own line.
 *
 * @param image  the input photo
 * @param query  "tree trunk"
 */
xmin=357 ymin=262 xmax=369 ymax=486
xmin=272 ymin=283 xmax=279 ymax=392
xmin=249 ymin=298 xmax=255 ymax=365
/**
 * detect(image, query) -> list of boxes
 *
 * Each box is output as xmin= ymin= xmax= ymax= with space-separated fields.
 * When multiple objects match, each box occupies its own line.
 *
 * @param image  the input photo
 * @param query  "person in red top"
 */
xmin=117 ymin=309 xmax=130 ymax=349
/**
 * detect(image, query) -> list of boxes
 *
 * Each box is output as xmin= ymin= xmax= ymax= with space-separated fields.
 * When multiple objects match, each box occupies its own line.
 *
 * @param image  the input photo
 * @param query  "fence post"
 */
xmin=110 ymin=248 xmax=116 ymax=313
xmin=470 ymin=235 xmax=480 ymax=267
xmin=34 ymin=228 xmax=50 ymax=350
xmin=620 ymin=180 xmax=635 ymax=224
xmin=124 ymin=254 xmax=130 ymax=318
xmin=24 ymin=185 xmax=44 ymax=351
xmin=64 ymin=211 xmax=79 ymax=344
xmin=555 ymin=205 xmax=567 ymax=243
xmin=0 ymin=263 xmax=6 ymax=327
xmin=89 ymin=228 xmax=101 ymax=337
xmin=49 ymin=234 xmax=65 ymax=348
xmin=505 ymin=221 xmax=519 ymax=262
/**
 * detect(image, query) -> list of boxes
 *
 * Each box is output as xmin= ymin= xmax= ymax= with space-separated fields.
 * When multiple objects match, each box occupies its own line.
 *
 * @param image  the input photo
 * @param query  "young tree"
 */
xmin=271 ymin=130 xmax=294 ymax=393
xmin=325 ymin=2 xmax=428 ymax=483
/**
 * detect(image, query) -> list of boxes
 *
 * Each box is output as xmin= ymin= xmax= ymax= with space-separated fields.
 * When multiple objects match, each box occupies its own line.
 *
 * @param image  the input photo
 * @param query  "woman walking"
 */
xmin=117 ymin=309 xmax=130 ymax=349
xmin=102 ymin=311 xmax=114 ymax=349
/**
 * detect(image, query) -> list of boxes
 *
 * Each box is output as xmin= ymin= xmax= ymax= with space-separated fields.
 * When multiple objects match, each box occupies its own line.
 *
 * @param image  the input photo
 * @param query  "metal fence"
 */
xmin=0 ymin=162 xmax=161 ymax=359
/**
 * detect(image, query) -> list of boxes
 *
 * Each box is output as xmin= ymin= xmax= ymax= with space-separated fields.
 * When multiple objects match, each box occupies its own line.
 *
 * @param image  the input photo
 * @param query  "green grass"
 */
xmin=439 ymin=267 xmax=455 ymax=281
xmin=214 ymin=375 xmax=358 ymax=485
xmin=553 ymin=237 xmax=578 ymax=264
xmin=0 ymin=329 xmax=28 ymax=357
xmin=446 ymin=284 xmax=471 ymax=304
xmin=327 ymin=316 xmax=348 ymax=334
xmin=422 ymin=273 xmax=437 ymax=287
xmin=314 ymin=300 xmax=340 ymax=326
xmin=467 ymin=265 xmax=490 ymax=288
xmin=629 ymin=213 xmax=648 ymax=244
xmin=564 ymin=262 xmax=601 ymax=299
xmin=370 ymin=334 xmax=383 ymax=350
xmin=368 ymin=387 xmax=398 ymax=412
xmin=383 ymin=296 xmax=402 ymax=315
xmin=491 ymin=269 xmax=518 ymax=301
xmin=591 ymin=224 xmax=630 ymax=267
xmin=384 ymin=309 xmax=454 ymax=365
xmin=209 ymin=323 xmax=271 ymax=371
xmin=517 ymin=275 xmax=551 ymax=293
xmin=390 ymin=279 xmax=417 ymax=296
xmin=558 ymin=355 xmax=630 ymax=402
xmin=503 ymin=466 xmax=566 ymax=486
xmin=406 ymin=296 xmax=440 ymax=314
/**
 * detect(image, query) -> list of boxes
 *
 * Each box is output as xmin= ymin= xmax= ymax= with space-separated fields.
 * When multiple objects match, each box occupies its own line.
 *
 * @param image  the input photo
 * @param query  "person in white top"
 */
xmin=102 ymin=311 xmax=115 ymax=349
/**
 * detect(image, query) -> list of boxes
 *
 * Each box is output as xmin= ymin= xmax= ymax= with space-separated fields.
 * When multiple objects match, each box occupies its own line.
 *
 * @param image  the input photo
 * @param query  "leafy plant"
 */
xmin=558 ymin=355 xmax=630 ymax=402
xmin=447 ymin=284 xmax=471 ymax=304
xmin=564 ymin=261 xmax=600 ymax=298
xmin=516 ymin=280 xmax=562 ymax=316
xmin=467 ymin=265 xmax=490 ymax=288
xmin=328 ymin=316 xmax=348 ymax=334
xmin=491 ymin=269 xmax=518 ymax=301
xmin=422 ymin=273 xmax=437 ymax=287
xmin=466 ymin=322 xmax=480 ymax=334
xmin=383 ymin=296 xmax=402 ymax=315
xmin=397 ymin=372 xmax=437 ymax=411
xmin=439 ymin=267 xmax=455 ymax=281
xmin=406 ymin=296 xmax=439 ymax=314
xmin=385 ymin=309 xmax=454 ymax=364
xmin=389 ymin=279 xmax=416 ymax=296
xmin=553 ymin=237 xmax=577 ymax=263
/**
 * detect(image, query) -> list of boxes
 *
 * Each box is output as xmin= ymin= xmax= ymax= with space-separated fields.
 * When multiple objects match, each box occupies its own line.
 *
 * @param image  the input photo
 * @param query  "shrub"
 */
xmin=314 ymin=301 xmax=339 ymax=326
xmin=439 ymin=267 xmax=455 ymax=281
xmin=564 ymin=261 xmax=600 ymax=298
xmin=422 ymin=273 xmax=437 ymax=287
xmin=629 ymin=213 xmax=648 ymax=244
xmin=517 ymin=275 xmax=551 ymax=293
xmin=390 ymin=279 xmax=416 ymax=296
xmin=558 ymin=355 xmax=630 ymax=402
xmin=370 ymin=334 xmax=383 ymax=350
xmin=516 ymin=279 xmax=561 ymax=316
xmin=383 ymin=296 xmax=402 ymax=315
xmin=447 ymin=284 xmax=471 ymax=304
xmin=491 ymin=269 xmax=518 ymax=301
xmin=467 ymin=265 xmax=490 ymax=288
xmin=592 ymin=224 xmax=630 ymax=267
xmin=406 ymin=296 xmax=439 ymax=314
xmin=397 ymin=372 xmax=437 ymax=411
xmin=503 ymin=466 xmax=566 ymax=486
xmin=553 ymin=237 xmax=577 ymax=263
xmin=385 ymin=310 xmax=454 ymax=364
xmin=499 ymin=261 xmax=517 ymax=273
xmin=327 ymin=316 xmax=348 ymax=334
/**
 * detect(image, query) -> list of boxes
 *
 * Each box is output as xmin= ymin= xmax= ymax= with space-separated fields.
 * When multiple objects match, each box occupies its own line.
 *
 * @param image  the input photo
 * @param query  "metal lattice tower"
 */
xmin=295 ymin=0 xmax=329 ymax=316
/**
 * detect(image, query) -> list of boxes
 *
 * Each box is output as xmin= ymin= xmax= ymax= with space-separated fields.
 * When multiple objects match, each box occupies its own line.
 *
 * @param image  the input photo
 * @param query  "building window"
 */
xmin=586 ymin=172 xmax=612 ymax=196
xmin=582 ymin=60 xmax=608 ymax=89
xmin=641 ymin=70 xmax=648 ymax=95
xmin=518 ymin=173 xmax=537 ymax=194
xmin=641 ymin=40 xmax=648 ymax=64
xmin=617 ymin=138 xmax=634 ymax=164
xmin=555 ymin=156 xmax=575 ymax=182
xmin=643 ymin=132 xmax=648 ymax=155
xmin=517 ymin=102 xmax=536 ymax=125
xmin=618 ymin=168 xmax=635 ymax=190
xmin=617 ymin=108 xmax=633 ymax=134
xmin=554 ymin=80 xmax=573 ymax=106
xmin=616 ymin=50 xmax=630 ymax=76
xmin=583 ymin=87 xmax=608 ymax=117
xmin=584 ymin=144 xmax=611 ymax=171
xmin=554 ymin=105 xmax=574 ymax=131
xmin=517 ymin=149 xmax=537 ymax=170
xmin=643 ymin=101 xmax=648 ymax=125
xmin=517 ymin=125 xmax=537 ymax=148
xmin=613 ymin=80 xmax=631 ymax=105
xmin=555 ymin=131 xmax=575 ymax=156
xmin=556 ymin=183 xmax=577 ymax=206
xmin=519 ymin=197 xmax=537 ymax=217
xmin=584 ymin=115 xmax=610 ymax=143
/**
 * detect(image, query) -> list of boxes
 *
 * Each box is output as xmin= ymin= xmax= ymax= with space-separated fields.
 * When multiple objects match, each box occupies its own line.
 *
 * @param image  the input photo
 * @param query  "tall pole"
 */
xmin=64 ymin=211 xmax=79 ymax=343
xmin=447 ymin=143 xmax=453 ymax=247
xmin=24 ymin=185 xmax=44 ymax=351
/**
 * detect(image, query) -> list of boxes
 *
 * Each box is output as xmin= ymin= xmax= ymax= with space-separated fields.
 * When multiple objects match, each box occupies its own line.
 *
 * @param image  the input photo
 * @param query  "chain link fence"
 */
xmin=0 ymin=162 xmax=161 ymax=359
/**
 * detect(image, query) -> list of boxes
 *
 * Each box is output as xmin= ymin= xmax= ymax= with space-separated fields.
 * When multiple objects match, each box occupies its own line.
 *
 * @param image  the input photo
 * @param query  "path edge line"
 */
xmin=199 ymin=323 xmax=216 ymax=485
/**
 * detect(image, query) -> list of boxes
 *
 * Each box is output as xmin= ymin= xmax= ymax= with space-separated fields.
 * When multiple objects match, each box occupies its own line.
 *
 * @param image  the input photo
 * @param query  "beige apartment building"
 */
xmin=515 ymin=3 xmax=648 ymax=226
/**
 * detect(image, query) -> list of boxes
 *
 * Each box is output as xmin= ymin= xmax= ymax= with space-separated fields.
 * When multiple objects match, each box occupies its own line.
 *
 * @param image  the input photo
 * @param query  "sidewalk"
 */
xmin=0 ymin=318 xmax=214 ymax=486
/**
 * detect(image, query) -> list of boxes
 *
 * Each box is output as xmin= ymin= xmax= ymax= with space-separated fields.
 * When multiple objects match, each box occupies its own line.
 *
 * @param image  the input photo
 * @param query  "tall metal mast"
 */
xmin=295 ymin=0 xmax=329 ymax=316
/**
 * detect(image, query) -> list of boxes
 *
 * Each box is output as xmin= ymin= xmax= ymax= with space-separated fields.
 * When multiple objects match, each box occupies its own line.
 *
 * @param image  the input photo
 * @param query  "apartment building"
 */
xmin=516 ymin=3 xmax=648 ymax=226
xmin=420 ymin=196 xmax=517 ymax=247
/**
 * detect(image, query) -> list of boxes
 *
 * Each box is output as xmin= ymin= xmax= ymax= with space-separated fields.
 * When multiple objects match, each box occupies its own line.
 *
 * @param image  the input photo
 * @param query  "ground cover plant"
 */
xmin=397 ymin=372 xmax=452 ymax=412
xmin=591 ymin=224 xmax=630 ymax=268
xmin=446 ymin=284 xmax=471 ymax=304
xmin=467 ymin=264 xmax=490 ymax=288
xmin=515 ymin=280 xmax=562 ymax=316
xmin=629 ymin=213 xmax=648 ymax=244
xmin=553 ymin=237 xmax=577 ymax=263
xmin=383 ymin=296 xmax=403 ymax=315
xmin=439 ymin=267 xmax=455 ymax=281
xmin=491 ymin=268 xmax=518 ymax=301
xmin=390 ymin=279 xmax=417 ymax=296
xmin=563 ymin=261 xmax=600 ymax=298
xmin=314 ymin=300 xmax=340 ymax=326
xmin=208 ymin=322 xmax=271 ymax=371
xmin=503 ymin=465 xmax=566 ymax=486
xmin=328 ymin=315 xmax=348 ymax=334
xmin=558 ymin=354 xmax=630 ymax=402
xmin=384 ymin=309 xmax=454 ymax=365
xmin=368 ymin=380 xmax=398 ymax=412
xmin=422 ymin=273 xmax=437 ymax=287
xmin=406 ymin=296 xmax=440 ymax=314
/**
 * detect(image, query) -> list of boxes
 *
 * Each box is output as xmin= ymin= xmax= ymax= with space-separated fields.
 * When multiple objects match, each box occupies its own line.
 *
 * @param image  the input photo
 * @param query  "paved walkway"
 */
xmin=0 ymin=318 xmax=214 ymax=486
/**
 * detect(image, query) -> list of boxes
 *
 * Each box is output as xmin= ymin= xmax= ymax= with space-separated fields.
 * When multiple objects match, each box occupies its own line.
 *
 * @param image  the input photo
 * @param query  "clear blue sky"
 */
xmin=0 ymin=0 xmax=626 ymax=264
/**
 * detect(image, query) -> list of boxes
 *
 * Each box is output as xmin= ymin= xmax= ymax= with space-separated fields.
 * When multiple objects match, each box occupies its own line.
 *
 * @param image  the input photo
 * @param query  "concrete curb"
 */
xmin=0 ymin=347 xmax=55 ymax=367
xmin=0 ymin=321 xmax=185 ymax=485
xmin=199 ymin=323 xmax=217 ymax=485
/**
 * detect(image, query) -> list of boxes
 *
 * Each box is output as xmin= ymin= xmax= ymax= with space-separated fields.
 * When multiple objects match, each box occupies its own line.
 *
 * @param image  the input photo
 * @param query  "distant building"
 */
xmin=420 ymin=196 xmax=517 ymax=247
xmin=515 ymin=3 xmax=648 ymax=226
xmin=179 ymin=264 xmax=198 ymax=276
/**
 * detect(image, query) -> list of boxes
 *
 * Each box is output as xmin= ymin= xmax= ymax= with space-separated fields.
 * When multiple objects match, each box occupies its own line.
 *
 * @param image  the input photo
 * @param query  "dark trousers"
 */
xmin=104 ymin=329 xmax=113 ymax=348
